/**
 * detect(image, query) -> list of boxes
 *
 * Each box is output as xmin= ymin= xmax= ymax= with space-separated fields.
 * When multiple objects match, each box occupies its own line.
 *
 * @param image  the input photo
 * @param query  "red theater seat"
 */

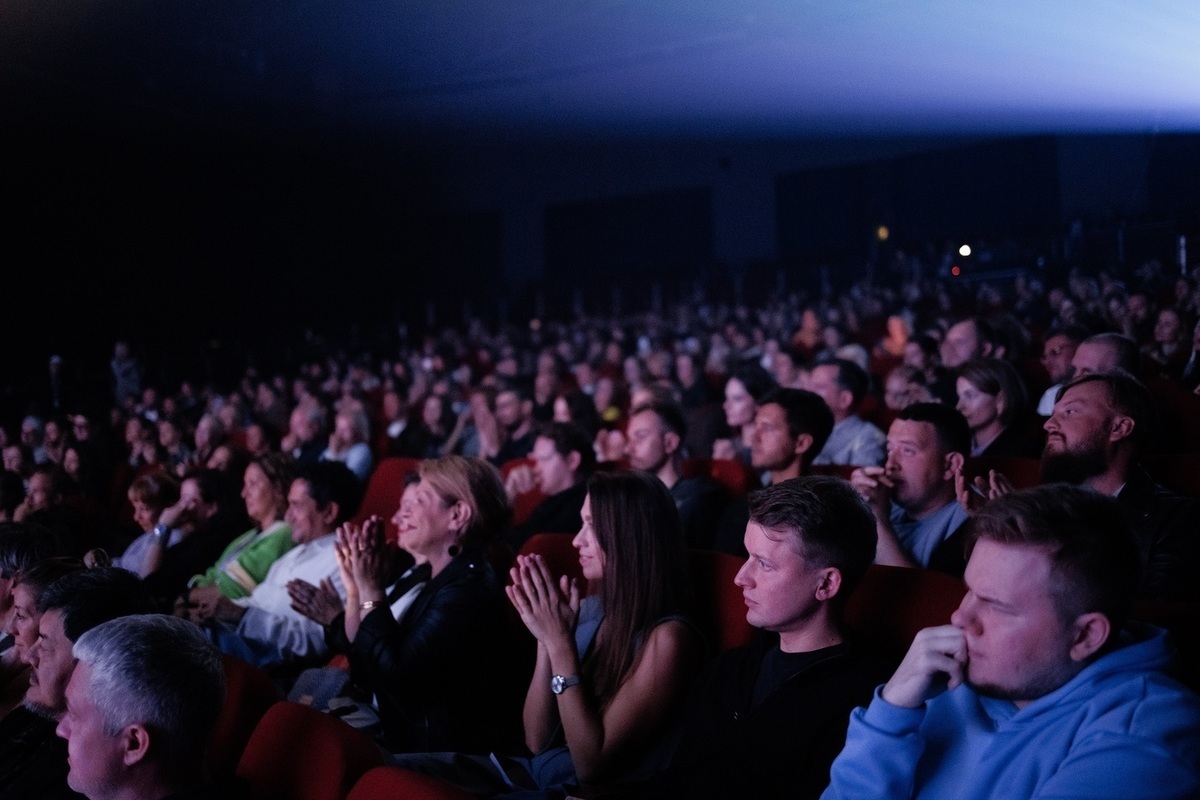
xmin=236 ymin=702 xmax=385 ymax=800
xmin=352 ymin=457 xmax=421 ymax=541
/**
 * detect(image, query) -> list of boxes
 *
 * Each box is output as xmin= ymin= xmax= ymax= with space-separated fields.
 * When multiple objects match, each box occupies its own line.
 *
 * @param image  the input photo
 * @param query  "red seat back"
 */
xmin=210 ymin=656 xmax=282 ymax=778
xmin=688 ymin=549 xmax=754 ymax=653
xmin=692 ymin=457 xmax=757 ymax=497
xmin=236 ymin=702 xmax=385 ymax=800
xmin=515 ymin=533 xmax=584 ymax=589
xmin=845 ymin=564 xmax=967 ymax=661
xmin=352 ymin=457 xmax=421 ymax=542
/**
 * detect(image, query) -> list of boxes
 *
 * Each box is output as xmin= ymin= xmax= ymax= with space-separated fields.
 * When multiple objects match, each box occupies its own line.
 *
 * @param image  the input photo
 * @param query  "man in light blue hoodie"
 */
xmin=822 ymin=484 xmax=1200 ymax=800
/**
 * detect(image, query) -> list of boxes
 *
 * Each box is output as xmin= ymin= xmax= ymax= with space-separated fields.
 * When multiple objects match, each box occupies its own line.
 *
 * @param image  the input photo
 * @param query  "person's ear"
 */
xmin=814 ymin=567 xmax=842 ymax=602
xmin=448 ymin=500 xmax=472 ymax=534
xmin=1110 ymin=415 xmax=1135 ymax=443
xmin=943 ymin=451 xmax=965 ymax=481
xmin=663 ymin=431 xmax=681 ymax=456
xmin=319 ymin=502 xmax=341 ymax=528
xmin=122 ymin=723 xmax=152 ymax=767
xmin=566 ymin=450 xmax=582 ymax=475
xmin=793 ymin=432 xmax=814 ymax=457
xmin=1069 ymin=612 xmax=1111 ymax=663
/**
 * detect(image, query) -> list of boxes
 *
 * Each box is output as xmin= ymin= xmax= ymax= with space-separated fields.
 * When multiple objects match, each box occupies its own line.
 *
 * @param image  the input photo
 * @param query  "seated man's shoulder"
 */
xmin=1076 ymin=627 xmax=1200 ymax=733
xmin=705 ymin=633 xmax=890 ymax=704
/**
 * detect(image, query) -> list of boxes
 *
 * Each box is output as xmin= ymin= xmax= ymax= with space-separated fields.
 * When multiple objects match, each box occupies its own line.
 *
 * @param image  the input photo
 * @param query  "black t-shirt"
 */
xmin=751 ymin=642 xmax=849 ymax=709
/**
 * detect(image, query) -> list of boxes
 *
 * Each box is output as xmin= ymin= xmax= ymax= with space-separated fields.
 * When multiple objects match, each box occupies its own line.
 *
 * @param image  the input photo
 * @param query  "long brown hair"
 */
xmin=584 ymin=471 xmax=689 ymax=708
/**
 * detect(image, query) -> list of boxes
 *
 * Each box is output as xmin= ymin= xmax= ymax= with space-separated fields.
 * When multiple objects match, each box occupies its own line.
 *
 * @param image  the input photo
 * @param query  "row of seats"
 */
xmin=211 ymin=542 xmax=970 ymax=799
xmin=212 ymin=531 xmax=1198 ymax=799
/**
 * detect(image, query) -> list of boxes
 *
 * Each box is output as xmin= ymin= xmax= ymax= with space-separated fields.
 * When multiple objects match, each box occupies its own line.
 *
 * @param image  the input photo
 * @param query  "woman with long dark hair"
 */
xmin=506 ymin=469 xmax=705 ymax=789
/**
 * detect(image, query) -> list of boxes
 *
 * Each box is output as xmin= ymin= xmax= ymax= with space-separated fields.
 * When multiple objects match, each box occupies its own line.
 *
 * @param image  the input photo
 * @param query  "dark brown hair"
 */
xmin=585 ymin=470 xmax=689 ymax=707
xmin=957 ymin=358 xmax=1028 ymax=426
xmin=748 ymin=475 xmax=877 ymax=601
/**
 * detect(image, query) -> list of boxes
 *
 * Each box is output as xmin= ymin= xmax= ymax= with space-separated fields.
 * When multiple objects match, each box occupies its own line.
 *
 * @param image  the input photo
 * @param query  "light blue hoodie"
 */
xmin=822 ymin=624 xmax=1200 ymax=799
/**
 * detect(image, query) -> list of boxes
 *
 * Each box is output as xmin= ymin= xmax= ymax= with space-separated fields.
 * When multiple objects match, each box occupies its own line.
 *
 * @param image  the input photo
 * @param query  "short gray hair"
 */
xmin=73 ymin=615 xmax=225 ymax=768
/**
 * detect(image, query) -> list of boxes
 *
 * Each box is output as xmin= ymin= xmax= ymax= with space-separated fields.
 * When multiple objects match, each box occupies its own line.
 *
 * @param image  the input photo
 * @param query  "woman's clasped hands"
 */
xmin=506 ymin=554 xmax=579 ymax=646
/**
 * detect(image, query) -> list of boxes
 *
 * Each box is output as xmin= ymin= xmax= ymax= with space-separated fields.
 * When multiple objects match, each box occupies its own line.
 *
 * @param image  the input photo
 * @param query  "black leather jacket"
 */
xmin=325 ymin=550 xmax=526 ymax=754
xmin=1118 ymin=467 xmax=1200 ymax=603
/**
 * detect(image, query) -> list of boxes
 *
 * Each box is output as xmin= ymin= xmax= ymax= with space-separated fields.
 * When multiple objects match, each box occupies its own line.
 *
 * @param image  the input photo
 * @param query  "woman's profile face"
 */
xmin=572 ymin=494 xmax=605 ymax=582
xmin=955 ymin=377 xmax=1001 ymax=433
xmin=396 ymin=479 xmax=457 ymax=562
xmin=241 ymin=463 xmax=281 ymax=528
xmin=390 ymin=484 xmax=419 ymax=536
xmin=6 ymin=584 xmax=40 ymax=660
xmin=723 ymin=379 xmax=756 ymax=428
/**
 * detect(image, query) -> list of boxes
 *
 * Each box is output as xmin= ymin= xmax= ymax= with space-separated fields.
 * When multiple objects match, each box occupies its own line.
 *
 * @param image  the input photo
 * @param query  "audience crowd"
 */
xmin=1 ymin=254 xmax=1199 ymax=799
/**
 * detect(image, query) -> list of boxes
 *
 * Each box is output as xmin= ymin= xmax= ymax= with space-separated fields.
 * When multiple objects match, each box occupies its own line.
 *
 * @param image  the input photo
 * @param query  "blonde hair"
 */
xmin=418 ymin=456 xmax=510 ymax=544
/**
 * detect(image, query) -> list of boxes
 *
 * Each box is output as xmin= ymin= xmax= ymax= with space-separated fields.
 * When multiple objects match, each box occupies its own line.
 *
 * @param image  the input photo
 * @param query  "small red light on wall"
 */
xmin=951 ymin=265 xmax=961 ymax=276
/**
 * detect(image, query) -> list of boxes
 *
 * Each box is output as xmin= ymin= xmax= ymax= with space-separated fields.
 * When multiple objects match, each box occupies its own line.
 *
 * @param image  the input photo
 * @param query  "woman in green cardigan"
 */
xmin=186 ymin=451 xmax=296 ymax=600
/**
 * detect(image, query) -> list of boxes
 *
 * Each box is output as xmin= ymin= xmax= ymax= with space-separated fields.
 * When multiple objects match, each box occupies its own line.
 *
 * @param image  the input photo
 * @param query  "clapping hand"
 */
xmin=288 ymin=577 xmax=344 ymax=626
xmin=181 ymin=585 xmax=245 ymax=625
xmin=954 ymin=467 xmax=1013 ymax=516
xmin=335 ymin=516 xmax=391 ymax=597
xmin=506 ymin=554 xmax=580 ymax=647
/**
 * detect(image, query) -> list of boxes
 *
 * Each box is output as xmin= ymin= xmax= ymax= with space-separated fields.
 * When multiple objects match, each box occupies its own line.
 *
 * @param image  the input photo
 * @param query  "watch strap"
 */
xmin=551 ymin=674 xmax=580 ymax=694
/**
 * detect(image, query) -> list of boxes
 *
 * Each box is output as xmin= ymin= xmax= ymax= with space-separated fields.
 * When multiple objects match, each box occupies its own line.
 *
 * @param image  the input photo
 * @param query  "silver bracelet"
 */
xmin=359 ymin=600 xmax=382 ymax=611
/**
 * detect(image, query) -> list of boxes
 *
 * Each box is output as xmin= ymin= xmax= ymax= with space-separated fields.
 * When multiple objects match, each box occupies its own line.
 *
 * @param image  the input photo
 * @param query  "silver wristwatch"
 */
xmin=550 ymin=674 xmax=580 ymax=695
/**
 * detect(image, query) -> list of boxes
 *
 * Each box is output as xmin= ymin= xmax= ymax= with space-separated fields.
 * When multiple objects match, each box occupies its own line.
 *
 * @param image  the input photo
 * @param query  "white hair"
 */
xmin=73 ymin=615 xmax=225 ymax=767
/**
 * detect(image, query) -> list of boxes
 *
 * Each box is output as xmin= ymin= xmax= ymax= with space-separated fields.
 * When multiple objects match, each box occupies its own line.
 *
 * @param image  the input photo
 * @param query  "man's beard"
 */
xmin=1040 ymin=439 xmax=1108 ymax=485
xmin=23 ymin=695 xmax=63 ymax=721
xmin=968 ymin=663 xmax=1079 ymax=705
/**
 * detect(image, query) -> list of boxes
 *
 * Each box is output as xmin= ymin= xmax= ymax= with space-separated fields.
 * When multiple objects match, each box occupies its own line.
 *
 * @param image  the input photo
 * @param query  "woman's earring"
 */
xmin=448 ymin=544 xmax=460 ymax=558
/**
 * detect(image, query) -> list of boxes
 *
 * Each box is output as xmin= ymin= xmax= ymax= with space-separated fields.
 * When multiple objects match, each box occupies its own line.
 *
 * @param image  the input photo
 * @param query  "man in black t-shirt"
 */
xmin=646 ymin=476 xmax=892 ymax=800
